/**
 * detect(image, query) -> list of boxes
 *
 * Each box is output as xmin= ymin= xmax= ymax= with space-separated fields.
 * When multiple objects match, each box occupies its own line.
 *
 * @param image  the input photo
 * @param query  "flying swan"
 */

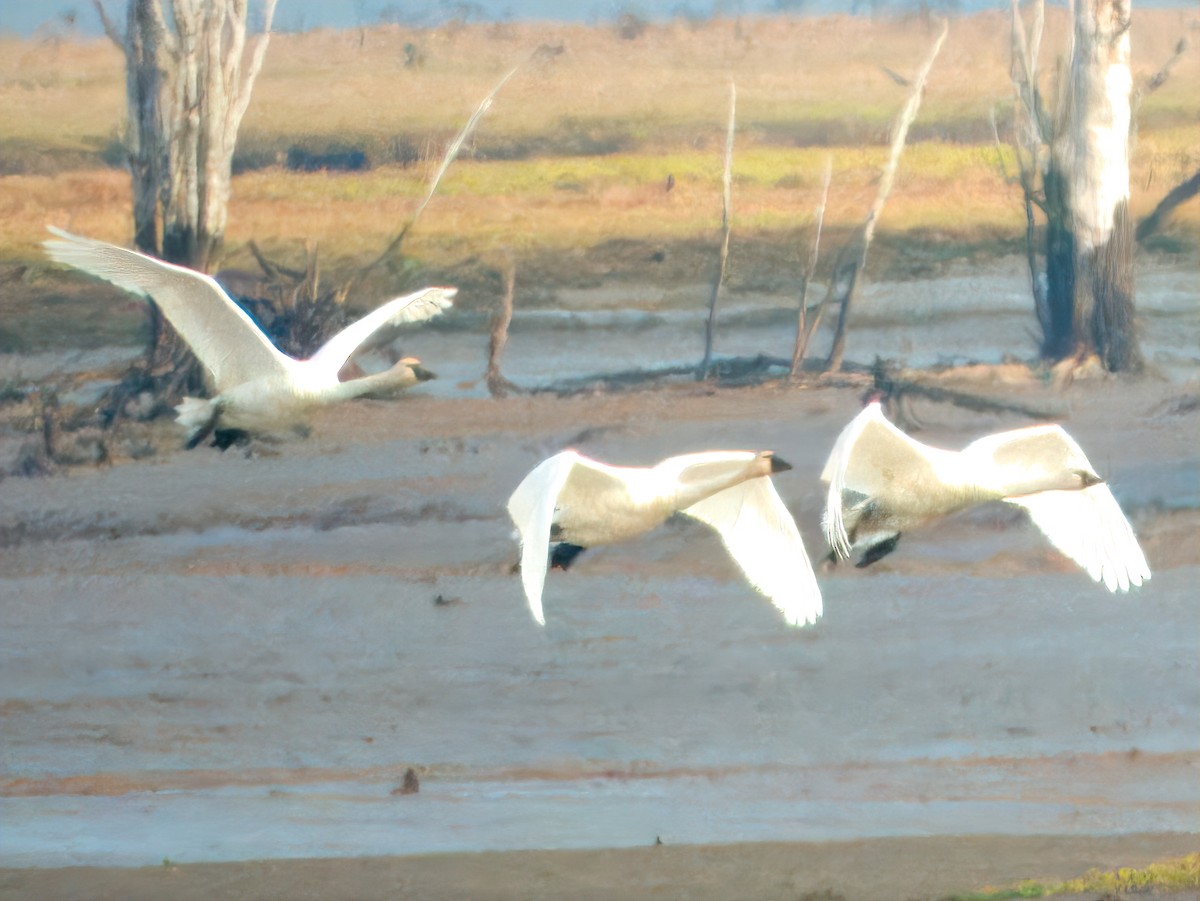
xmin=821 ymin=402 xmax=1151 ymax=591
xmin=43 ymin=227 xmax=454 ymax=447
xmin=506 ymin=449 xmax=823 ymax=627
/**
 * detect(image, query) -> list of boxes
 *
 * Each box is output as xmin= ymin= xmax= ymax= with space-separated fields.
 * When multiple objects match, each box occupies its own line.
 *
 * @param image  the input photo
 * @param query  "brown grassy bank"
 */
xmin=1 ymin=12 xmax=1197 ymax=352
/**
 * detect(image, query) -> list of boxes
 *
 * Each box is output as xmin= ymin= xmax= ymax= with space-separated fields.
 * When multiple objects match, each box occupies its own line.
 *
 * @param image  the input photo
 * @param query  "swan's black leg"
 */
xmin=185 ymin=412 xmax=221 ymax=449
xmin=211 ymin=428 xmax=251 ymax=450
xmin=550 ymin=542 xmax=588 ymax=570
xmin=856 ymin=533 xmax=901 ymax=568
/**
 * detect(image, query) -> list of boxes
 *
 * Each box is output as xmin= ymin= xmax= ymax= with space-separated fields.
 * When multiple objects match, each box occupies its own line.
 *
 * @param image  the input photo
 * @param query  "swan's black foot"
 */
xmin=550 ymin=542 xmax=587 ymax=571
xmin=212 ymin=428 xmax=252 ymax=450
xmin=856 ymin=533 xmax=901 ymax=568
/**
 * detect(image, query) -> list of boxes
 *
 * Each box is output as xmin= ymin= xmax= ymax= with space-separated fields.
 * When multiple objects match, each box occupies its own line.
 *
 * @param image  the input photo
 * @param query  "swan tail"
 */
xmin=175 ymin=396 xmax=219 ymax=448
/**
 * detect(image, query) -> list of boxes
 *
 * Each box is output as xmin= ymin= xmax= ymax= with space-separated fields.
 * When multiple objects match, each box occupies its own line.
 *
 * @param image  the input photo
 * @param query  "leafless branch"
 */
xmin=1135 ymin=35 xmax=1188 ymax=118
xmin=1136 ymin=169 xmax=1200 ymax=242
xmin=351 ymin=64 xmax=522 ymax=289
xmin=228 ymin=0 xmax=278 ymax=147
xmin=790 ymin=156 xmax=832 ymax=378
xmin=92 ymin=0 xmax=124 ymax=48
xmin=700 ymin=80 xmax=736 ymax=380
xmin=825 ymin=18 xmax=948 ymax=373
xmin=486 ymin=253 xmax=522 ymax=398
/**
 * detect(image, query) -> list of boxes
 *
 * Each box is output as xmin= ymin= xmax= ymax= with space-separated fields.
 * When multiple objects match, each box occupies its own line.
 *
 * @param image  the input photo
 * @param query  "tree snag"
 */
xmin=823 ymin=18 xmax=948 ymax=374
xmin=700 ymin=80 xmax=737 ymax=380
xmin=1010 ymin=0 xmax=1143 ymax=372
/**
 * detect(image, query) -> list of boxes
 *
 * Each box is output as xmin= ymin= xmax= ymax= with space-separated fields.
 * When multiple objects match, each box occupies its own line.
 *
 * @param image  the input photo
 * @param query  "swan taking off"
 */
xmin=506 ymin=449 xmax=823 ymax=628
xmin=822 ymin=402 xmax=1150 ymax=592
xmin=43 ymin=227 xmax=454 ymax=447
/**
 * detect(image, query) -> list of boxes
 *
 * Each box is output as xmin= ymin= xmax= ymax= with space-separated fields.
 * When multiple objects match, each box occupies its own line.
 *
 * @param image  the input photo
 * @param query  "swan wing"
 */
xmin=681 ymin=477 xmax=823 ymax=626
xmin=44 ymin=228 xmax=291 ymax=390
xmin=961 ymin=424 xmax=1097 ymax=493
xmin=1006 ymin=483 xmax=1151 ymax=592
xmin=307 ymin=287 xmax=456 ymax=377
xmin=506 ymin=451 xmax=616 ymax=626
xmin=820 ymin=403 xmax=938 ymax=558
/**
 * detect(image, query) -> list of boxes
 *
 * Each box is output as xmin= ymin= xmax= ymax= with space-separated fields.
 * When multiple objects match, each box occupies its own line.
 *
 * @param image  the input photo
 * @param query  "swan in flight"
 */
xmin=43 ymin=227 xmax=454 ymax=447
xmin=822 ymin=402 xmax=1150 ymax=592
xmin=506 ymin=449 xmax=823 ymax=627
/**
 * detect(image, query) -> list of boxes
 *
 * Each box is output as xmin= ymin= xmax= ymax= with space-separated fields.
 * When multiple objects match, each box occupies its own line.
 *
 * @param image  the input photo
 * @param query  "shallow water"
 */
xmin=1 ymin=260 xmax=1198 ymax=868
xmin=411 ymin=262 xmax=1200 ymax=396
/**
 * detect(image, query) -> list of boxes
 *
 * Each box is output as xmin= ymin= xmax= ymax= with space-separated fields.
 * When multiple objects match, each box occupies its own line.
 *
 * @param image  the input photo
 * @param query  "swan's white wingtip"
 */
xmin=775 ymin=592 xmax=823 ymax=628
xmin=528 ymin=598 xmax=546 ymax=626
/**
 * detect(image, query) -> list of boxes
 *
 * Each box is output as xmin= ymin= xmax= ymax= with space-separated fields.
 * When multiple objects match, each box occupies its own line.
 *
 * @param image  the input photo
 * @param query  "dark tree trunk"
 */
xmin=1040 ymin=163 xmax=1076 ymax=361
xmin=1011 ymin=0 xmax=1142 ymax=373
xmin=1083 ymin=199 xmax=1140 ymax=371
xmin=127 ymin=0 xmax=164 ymax=256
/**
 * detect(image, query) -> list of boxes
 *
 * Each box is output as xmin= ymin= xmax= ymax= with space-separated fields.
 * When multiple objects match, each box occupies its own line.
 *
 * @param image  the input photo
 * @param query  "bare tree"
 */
xmin=94 ymin=0 xmax=277 ymax=420
xmin=97 ymin=0 xmax=277 ymax=271
xmin=1009 ymin=0 xmax=1141 ymax=371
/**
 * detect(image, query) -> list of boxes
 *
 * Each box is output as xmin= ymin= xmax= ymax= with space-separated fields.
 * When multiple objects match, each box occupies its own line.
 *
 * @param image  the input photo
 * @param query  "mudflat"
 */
xmin=1 ymin=373 xmax=1197 ymax=899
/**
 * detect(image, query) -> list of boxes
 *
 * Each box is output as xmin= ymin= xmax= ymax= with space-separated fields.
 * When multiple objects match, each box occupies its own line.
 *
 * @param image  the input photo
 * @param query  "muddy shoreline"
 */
xmin=3 ymin=833 xmax=1198 ymax=901
xmin=2 ymin=323 xmax=1198 ymax=897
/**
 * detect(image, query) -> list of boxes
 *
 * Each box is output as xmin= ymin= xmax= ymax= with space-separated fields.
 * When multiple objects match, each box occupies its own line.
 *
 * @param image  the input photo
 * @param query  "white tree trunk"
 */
xmin=106 ymin=0 xmax=276 ymax=272
xmin=1068 ymin=0 xmax=1139 ymax=370
xmin=1010 ymin=0 xmax=1141 ymax=371
xmin=1060 ymin=0 xmax=1132 ymax=254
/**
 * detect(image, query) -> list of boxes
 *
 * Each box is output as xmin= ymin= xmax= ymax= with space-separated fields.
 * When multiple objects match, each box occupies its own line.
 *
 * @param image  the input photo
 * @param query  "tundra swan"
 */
xmin=506 ymin=449 xmax=823 ymax=627
xmin=822 ymin=402 xmax=1150 ymax=591
xmin=43 ymin=227 xmax=454 ymax=447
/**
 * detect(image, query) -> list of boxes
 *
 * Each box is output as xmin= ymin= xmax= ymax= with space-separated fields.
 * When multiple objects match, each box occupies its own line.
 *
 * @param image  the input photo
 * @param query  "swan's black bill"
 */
xmin=768 ymin=454 xmax=793 ymax=474
xmin=411 ymin=364 xmax=436 ymax=382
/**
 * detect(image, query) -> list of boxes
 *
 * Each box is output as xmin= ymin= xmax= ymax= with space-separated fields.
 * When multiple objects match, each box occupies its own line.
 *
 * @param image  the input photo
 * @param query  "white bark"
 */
xmin=110 ymin=0 xmax=276 ymax=271
xmin=1059 ymin=0 xmax=1132 ymax=252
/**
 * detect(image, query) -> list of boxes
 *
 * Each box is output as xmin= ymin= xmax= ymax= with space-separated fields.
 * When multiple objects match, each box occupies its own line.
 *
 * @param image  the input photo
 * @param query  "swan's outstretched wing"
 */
xmin=1006 ymin=484 xmax=1151 ymax=592
xmin=307 ymin=287 xmax=456 ymax=377
xmin=505 ymin=451 xmax=600 ymax=626
xmin=820 ymin=402 xmax=940 ymax=558
xmin=681 ymin=477 xmax=823 ymax=626
xmin=962 ymin=424 xmax=1098 ymax=495
xmin=43 ymin=228 xmax=290 ymax=390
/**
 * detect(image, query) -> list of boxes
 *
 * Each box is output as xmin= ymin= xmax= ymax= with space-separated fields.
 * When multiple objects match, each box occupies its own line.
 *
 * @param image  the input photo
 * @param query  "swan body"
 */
xmin=43 ymin=227 xmax=453 ymax=446
xmin=507 ymin=449 xmax=823 ymax=628
xmin=822 ymin=402 xmax=1151 ymax=591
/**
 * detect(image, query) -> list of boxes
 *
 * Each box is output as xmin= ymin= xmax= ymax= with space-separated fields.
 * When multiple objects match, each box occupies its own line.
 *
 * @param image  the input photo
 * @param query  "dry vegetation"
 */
xmin=0 ymin=10 xmax=1197 ymax=350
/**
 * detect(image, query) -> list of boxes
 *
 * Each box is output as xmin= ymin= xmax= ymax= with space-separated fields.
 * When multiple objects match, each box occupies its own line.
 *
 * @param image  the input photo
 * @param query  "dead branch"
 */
xmin=874 ymin=366 xmax=1066 ymax=420
xmin=700 ymin=81 xmax=736 ymax=380
xmin=1138 ymin=36 xmax=1188 ymax=105
xmin=91 ymin=0 xmax=123 ymax=48
xmin=824 ymin=18 xmax=949 ymax=373
xmin=247 ymin=239 xmax=305 ymax=282
xmin=486 ymin=254 xmax=522 ymax=398
xmin=1136 ymin=169 xmax=1200 ymax=242
xmin=348 ymin=64 xmax=522 ymax=295
xmin=538 ymin=353 xmax=1064 ymax=421
xmin=790 ymin=156 xmax=832 ymax=378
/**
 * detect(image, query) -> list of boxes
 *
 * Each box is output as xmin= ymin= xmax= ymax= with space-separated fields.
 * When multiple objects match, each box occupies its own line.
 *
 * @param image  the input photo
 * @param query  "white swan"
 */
xmin=822 ymin=402 xmax=1151 ymax=591
xmin=507 ymin=449 xmax=823 ymax=627
xmin=43 ymin=227 xmax=454 ymax=447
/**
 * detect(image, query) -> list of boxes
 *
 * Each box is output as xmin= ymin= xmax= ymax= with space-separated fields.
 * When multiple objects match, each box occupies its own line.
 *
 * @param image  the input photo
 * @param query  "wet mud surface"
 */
xmin=1 ymin=262 xmax=1197 ymax=897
